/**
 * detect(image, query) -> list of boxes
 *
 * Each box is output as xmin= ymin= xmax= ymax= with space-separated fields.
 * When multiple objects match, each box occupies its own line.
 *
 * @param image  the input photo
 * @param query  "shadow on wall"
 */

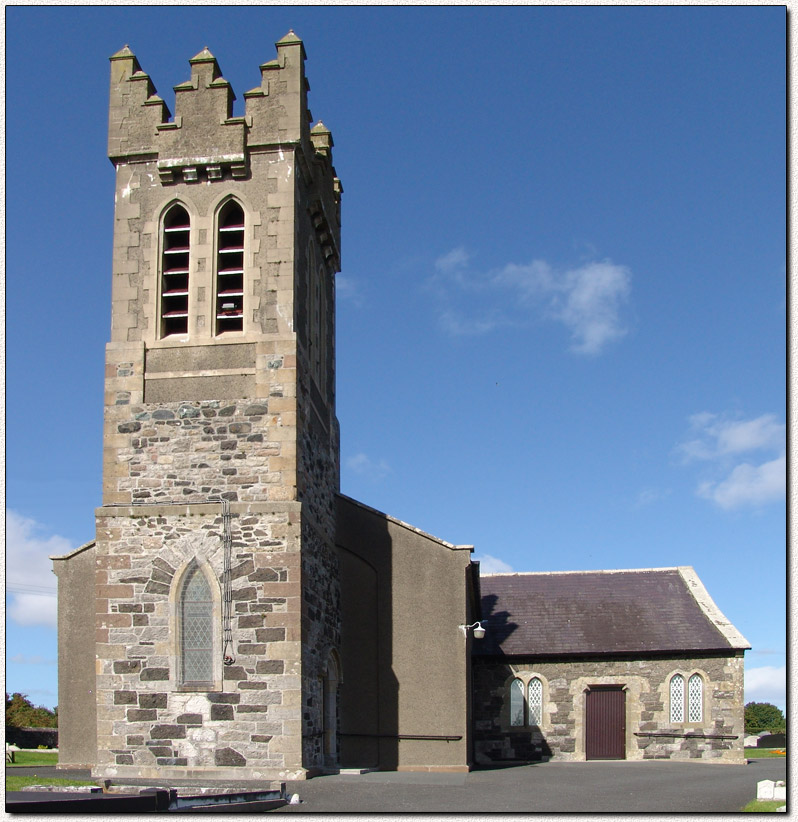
xmin=472 ymin=602 xmax=555 ymax=765
xmin=479 ymin=594 xmax=518 ymax=653
xmin=337 ymin=501 xmax=399 ymax=769
xmin=336 ymin=496 xmax=475 ymax=772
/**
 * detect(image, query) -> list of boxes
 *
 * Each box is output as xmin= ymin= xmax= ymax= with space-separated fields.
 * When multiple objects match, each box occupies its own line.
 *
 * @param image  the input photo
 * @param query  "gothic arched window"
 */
xmin=687 ymin=674 xmax=703 ymax=723
xmin=509 ymin=678 xmax=525 ymax=726
xmin=216 ymin=200 xmax=245 ymax=334
xmin=161 ymin=204 xmax=191 ymax=337
xmin=179 ymin=563 xmax=214 ymax=686
xmin=528 ymin=677 xmax=543 ymax=726
xmin=669 ymin=674 xmax=685 ymax=723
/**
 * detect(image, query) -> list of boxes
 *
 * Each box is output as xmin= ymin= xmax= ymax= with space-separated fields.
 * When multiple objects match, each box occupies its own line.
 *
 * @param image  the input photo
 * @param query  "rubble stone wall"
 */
xmin=93 ymin=502 xmax=304 ymax=782
xmin=473 ymin=654 xmax=746 ymax=764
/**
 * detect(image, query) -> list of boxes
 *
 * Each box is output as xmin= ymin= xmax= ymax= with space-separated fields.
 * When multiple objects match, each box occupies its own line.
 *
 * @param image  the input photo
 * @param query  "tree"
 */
xmin=5 ymin=692 xmax=58 ymax=728
xmin=744 ymin=702 xmax=786 ymax=734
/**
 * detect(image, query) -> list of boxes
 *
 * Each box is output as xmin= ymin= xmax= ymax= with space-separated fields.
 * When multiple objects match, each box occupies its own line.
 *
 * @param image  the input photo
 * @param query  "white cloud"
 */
xmin=676 ymin=413 xmax=786 ymax=510
xmin=435 ymin=246 xmax=470 ymax=274
xmin=491 ymin=259 xmax=554 ymax=298
xmin=473 ymin=554 xmax=514 ymax=574
xmin=635 ymin=487 xmax=671 ymax=508
xmin=6 ymin=510 xmax=72 ymax=629
xmin=336 ymin=275 xmax=364 ymax=307
xmin=438 ymin=309 xmax=505 ymax=337
xmin=346 ymin=452 xmax=391 ymax=482
xmin=8 ymin=594 xmax=58 ymax=628
xmin=9 ymin=654 xmax=57 ymax=666
xmin=491 ymin=258 xmax=632 ymax=354
xmin=745 ymin=665 xmax=786 ymax=709
xmin=698 ymin=453 xmax=786 ymax=509
xmin=431 ymin=250 xmax=631 ymax=355
xmin=551 ymin=261 xmax=631 ymax=354
xmin=679 ymin=412 xmax=785 ymax=462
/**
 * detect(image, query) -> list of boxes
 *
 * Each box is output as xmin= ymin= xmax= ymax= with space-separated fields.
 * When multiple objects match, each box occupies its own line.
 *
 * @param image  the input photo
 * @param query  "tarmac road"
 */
xmin=278 ymin=759 xmax=788 ymax=814
xmin=10 ymin=758 xmax=787 ymax=813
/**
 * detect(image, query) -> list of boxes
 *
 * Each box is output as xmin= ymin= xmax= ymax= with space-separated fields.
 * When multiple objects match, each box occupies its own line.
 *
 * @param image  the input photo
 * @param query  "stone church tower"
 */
xmin=51 ymin=31 xmax=750 ymax=783
xmin=92 ymin=32 xmax=342 ymax=781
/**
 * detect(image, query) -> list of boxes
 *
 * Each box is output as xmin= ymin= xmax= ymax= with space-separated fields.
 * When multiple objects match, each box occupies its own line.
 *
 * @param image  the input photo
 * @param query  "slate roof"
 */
xmin=474 ymin=567 xmax=749 ymax=657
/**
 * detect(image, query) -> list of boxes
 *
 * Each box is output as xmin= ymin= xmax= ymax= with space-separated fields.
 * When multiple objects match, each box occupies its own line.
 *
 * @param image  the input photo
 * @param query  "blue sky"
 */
xmin=6 ymin=7 xmax=786 ymax=711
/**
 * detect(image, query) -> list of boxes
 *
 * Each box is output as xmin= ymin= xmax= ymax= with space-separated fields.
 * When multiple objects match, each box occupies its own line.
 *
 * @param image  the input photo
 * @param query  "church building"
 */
xmin=52 ymin=32 xmax=749 ymax=784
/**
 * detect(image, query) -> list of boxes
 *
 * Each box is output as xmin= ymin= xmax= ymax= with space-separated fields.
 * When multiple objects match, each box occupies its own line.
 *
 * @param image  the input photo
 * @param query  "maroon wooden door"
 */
xmin=585 ymin=687 xmax=626 ymax=760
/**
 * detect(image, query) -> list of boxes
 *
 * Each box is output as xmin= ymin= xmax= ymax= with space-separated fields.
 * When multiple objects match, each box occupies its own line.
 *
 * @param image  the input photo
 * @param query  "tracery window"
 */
xmin=528 ymin=677 xmax=543 ymax=726
xmin=161 ymin=204 xmax=191 ymax=337
xmin=179 ymin=563 xmax=214 ymax=686
xmin=687 ymin=674 xmax=703 ymax=722
xmin=216 ymin=201 xmax=245 ymax=334
xmin=669 ymin=674 xmax=685 ymax=723
xmin=508 ymin=676 xmax=545 ymax=727
xmin=669 ymin=672 xmax=704 ymax=723
xmin=509 ymin=678 xmax=525 ymax=727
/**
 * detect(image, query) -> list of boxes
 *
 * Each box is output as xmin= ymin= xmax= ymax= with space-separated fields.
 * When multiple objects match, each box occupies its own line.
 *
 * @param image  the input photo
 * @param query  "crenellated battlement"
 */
xmin=108 ymin=45 xmax=170 ymax=161
xmin=108 ymin=31 xmax=333 ymax=190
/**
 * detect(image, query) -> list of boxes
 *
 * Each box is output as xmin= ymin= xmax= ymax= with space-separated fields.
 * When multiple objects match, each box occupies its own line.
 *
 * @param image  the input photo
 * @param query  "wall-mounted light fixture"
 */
xmin=459 ymin=620 xmax=487 ymax=639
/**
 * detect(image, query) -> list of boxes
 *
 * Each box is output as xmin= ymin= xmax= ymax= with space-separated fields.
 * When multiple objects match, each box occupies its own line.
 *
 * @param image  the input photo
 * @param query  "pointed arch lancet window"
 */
xmin=180 ymin=564 xmax=214 ymax=685
xmin=528 ymin=677 xmax=543 ymax=726
xmin=161 ymin=204 xmax=191 ymax=337
xmin=509 ymin=678 xmax=525 ymax=727
xmin=216 ymin=201 xmax=245 ymax=334
xmin=669 ymin=674 xmax=685 ymax=723
xmin=687 ymin=674 xmax=703 ymax=722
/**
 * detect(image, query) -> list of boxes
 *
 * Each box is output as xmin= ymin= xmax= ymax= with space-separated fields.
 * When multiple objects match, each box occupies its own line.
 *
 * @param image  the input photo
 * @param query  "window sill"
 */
xmin=177 ymin=683 xmax=222 ymax=693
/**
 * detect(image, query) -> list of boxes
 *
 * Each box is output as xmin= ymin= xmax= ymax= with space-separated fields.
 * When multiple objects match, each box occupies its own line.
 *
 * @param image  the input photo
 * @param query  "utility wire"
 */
xmin=7 ymin=584 xmax=57 ymax=598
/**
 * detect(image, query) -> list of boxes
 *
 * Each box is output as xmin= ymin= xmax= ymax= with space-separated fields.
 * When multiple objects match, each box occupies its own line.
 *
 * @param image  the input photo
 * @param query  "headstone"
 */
xmin=757 ymin=780 xmax=786 ymax=801
xmin=757 ymin=733 xmax=786 ymax=748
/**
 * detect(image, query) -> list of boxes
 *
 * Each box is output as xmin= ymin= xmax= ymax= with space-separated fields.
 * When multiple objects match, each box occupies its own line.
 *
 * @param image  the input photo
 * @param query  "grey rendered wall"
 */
xmin=336 ymin=494 xmax=474 ymax=771
xmin=52 ymin=542 xmax=98 ymax=768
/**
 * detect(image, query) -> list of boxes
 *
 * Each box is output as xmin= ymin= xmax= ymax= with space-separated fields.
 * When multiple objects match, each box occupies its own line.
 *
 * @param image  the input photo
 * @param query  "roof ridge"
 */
xmin=482 ymin=567 xmax=681 ymax=577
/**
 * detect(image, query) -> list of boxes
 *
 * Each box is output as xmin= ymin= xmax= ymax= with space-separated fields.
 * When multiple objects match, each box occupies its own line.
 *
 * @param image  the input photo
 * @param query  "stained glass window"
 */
xmin=669 ymin=674 xmax=685 ymax=723
xmin=510 ymin=678 xmax=525 ymax=726
xmin=528 ymin=677 xmax=543 ymax=726
xmin=181 ymin=565 xmax=213 ymax=684
xmin=687 ymin=674 xmax=703 ymax=722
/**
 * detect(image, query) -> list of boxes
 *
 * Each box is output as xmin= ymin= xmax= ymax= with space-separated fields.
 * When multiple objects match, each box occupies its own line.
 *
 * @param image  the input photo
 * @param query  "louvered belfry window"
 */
xmin=669 ymin=674 xmax=685 ymax=723
xmin=216 ymin=201 xmax=245 ymax=334
xmin=161 ymin=204 xmax=191 ymax=337
xmin=528 ymin=677 xmax=543 ymax=726
xmin=687 ymin=674 xmax=703 ymax=722
xmin=180 ymin=565 xmax=213 ymax=685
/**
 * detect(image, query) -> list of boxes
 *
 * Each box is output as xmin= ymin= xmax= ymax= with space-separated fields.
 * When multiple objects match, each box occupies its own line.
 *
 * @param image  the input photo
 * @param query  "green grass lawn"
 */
xmin=744 ymin=747 xmax=786 ymax=759
xmin=6 ymin=750 xmax=97 ymax=792
xmin=7 ymin=750 xmax=59 ymax=767
xmin=6 ymin=774 xmax=96 ymax=791
xmin=740 ymin=799 xmax=786 ymax=812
